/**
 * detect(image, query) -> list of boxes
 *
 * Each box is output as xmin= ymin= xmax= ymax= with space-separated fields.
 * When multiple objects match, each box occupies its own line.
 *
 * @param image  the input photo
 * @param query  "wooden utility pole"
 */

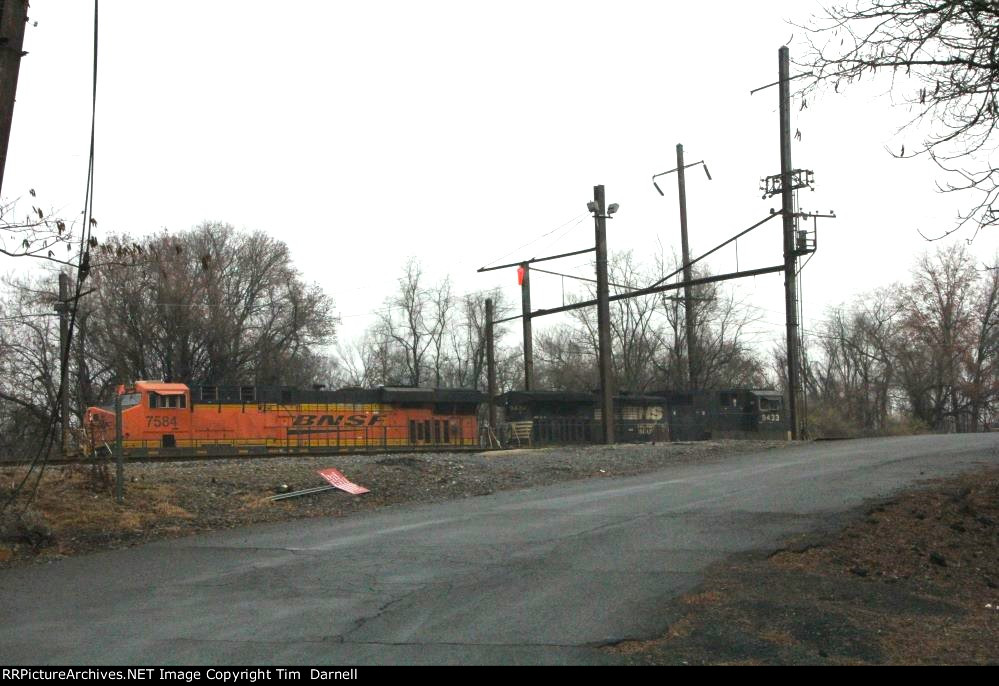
xmin=778 ymin=46 xmax=801 ymax=440
xmin=593 ymin=185 xmax=614 ymax=444
xmin=520 ymin=262 xmax=534 ymax=390
xmin=114 ymin=391 xmax=124 ymax=504
xmin=485 ymin=297 xmax=497 ymax=430
xmin=675 ymin=143 xmax=697 ymax=389
xmin=56 ymin=272 xmax=71 ymax=456
xmin=0 ymin=0 xmax=28 ymax=196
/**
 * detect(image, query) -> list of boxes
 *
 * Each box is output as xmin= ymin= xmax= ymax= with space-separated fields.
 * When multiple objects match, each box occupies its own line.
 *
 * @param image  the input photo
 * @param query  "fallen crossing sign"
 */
xmin=267 ymin=468 xmax=371 ymax=501
xmin=317 ymin=467 xmax=370 ymax=495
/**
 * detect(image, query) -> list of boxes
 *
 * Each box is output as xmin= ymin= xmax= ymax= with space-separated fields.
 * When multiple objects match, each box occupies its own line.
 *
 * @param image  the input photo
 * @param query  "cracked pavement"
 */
xmin=2 ymin=433 xmax=997 ymax=665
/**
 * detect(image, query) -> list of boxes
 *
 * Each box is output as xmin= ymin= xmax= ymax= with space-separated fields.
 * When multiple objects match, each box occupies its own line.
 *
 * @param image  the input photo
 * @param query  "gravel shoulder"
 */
xmin=0 ymin=439 xmax=787 ymax=567
xmin=611 ymin=465 xmax=999 ymax=665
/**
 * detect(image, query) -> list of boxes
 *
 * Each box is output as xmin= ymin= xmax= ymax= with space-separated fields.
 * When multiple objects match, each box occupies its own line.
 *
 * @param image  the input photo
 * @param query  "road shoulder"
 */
xmin=610 ymin=465 xmax=999 ymax=665
xmin=0 ymin=439 xmax=788 ymax=567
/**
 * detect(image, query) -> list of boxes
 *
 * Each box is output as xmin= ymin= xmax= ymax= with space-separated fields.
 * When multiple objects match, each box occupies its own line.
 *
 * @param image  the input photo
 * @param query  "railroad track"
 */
xmin=0 ymin=444 xmax=489 ymax=467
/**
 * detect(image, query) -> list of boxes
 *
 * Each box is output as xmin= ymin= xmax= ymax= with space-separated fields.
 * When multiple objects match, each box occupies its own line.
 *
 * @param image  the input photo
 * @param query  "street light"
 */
xmin=588 ymin=185 xmax=616 ymax=444
xmin=586 ymin=201 xmax=620 ymax=217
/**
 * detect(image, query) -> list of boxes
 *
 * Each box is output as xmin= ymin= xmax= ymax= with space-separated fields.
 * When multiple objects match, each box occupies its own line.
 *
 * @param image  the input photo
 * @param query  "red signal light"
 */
xmin=517 ymin=266 xmax=525 ymax=286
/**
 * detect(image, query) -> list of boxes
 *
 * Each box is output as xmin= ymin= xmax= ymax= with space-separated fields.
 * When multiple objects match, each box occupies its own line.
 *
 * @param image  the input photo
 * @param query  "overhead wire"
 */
xmin=478 ymin=213 xmax=588 ymax=269
xmin=334 ymin=283 xmax=521 ymax=321
xmin=5 ymin=1 xmax=100 ymax=513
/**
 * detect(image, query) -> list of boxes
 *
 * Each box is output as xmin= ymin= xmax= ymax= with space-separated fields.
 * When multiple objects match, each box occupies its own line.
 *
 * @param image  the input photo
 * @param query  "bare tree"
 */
xmin=688 ymin=285 xmax=766 ymax=389
xmin=345 ymin=282 xmax=513 ymax=391
xmin=535 ymin=327 xmax=598 ymax=391
xmin=0 ymin=275 xmax=61 ymax=460
xmin=964 ymin=260 xmax=999 ymax=428
xmin=652 ymin=254 xmax=765 ymax=390
xmin=805 ymin=244 xmax=997 ymax=435
xmin=443 ymin=289 xmax=512 ymax=390
xmin=84 ymin=222 xmax=335 ymax=391
xmin=325 ymin=339 xmax=373 ymax=388
xmin=896 ymin=244 xmax=978 ymax=428
xmin=377 ymin=259 xmax=431 ymax=386
xmin=799 ymin=1 xmax=999 ymax=239
xmin=495 ymin=340 xmax=525 ymax=395
xmin=806 ymin=292 xmax=904 ymax=435
xmin=374 ymin=259 xmax=457 ymax=387
xmin=533 ymin=252 xmax=765 ymax=393
xmin=427 ymin=278 xmax=453 ymax=387
xmin=0 ymin=192 xmax=79 ymax=266
xmin=561 ymin=252 xmax=661 ymax=392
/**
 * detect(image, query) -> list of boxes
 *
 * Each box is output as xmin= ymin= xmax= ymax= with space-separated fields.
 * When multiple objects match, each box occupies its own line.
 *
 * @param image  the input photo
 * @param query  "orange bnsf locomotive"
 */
xmin=84 ymin=381 xmax=483 ymax=458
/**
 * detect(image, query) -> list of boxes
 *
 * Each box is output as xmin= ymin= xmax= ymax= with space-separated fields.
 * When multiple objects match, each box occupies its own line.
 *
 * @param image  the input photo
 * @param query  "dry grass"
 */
xmin=2 ymin=440 xmax=788 ymax=567
xmin=38 ymin=481 xmax=180 ymax=533
xmin=613 ymin=466 xmax=999 ymax=665
xmin=683 ymin=590 xmax=723 ymax=606
xmin=1 ymin=466 xmax=200 ymax=562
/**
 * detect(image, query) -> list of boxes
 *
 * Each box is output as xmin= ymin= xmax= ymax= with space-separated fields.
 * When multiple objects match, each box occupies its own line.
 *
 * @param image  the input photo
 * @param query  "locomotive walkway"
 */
xmin=1 ymin=433 xmax=997 ymax=665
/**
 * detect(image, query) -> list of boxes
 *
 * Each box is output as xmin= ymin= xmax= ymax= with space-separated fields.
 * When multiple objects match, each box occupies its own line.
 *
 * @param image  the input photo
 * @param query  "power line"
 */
xmin=529 ymin=265 xmax=630 ymax=290
xmin=479 ymin=213 xmax=588 ymax=269
xmin=529 ymin=216 xmax=588 ymax=257
xmin=335 ymin=283 xmax=521 ymax=321
xmin=5 ymin=1 xmax=100 ymax=514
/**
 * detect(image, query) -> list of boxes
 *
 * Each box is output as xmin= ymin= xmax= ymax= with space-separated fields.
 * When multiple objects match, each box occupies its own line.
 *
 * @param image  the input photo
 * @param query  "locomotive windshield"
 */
xmin=120 ymin=393 xmax=141 ymax=408
xmin=759 ymin=396 xmax=783 ymax=411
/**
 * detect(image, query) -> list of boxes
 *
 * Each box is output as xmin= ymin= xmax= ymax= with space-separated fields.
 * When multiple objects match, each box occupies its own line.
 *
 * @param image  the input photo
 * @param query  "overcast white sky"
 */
xmin=5 ymin=1 xmax=998 ymax=355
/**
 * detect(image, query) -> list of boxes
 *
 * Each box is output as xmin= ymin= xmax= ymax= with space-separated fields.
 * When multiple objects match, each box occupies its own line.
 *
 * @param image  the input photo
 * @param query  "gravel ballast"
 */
xmin=0 ymin=439 xmax=787 ymax=566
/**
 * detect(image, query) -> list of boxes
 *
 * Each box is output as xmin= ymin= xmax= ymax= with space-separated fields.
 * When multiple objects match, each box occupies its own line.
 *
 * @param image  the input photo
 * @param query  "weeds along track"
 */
xmin=0 ymin=444 xmax=485 ymax=467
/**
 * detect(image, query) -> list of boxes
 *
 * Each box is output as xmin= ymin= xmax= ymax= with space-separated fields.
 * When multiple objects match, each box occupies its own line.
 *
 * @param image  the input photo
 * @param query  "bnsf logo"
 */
xmin=292 ymin=414 xmax=383 ymax=427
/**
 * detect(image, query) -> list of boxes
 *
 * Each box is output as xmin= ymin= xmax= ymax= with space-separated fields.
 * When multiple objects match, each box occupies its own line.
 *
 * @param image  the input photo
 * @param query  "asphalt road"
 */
xmin=2 ymin=434 xmax=997 ymax=665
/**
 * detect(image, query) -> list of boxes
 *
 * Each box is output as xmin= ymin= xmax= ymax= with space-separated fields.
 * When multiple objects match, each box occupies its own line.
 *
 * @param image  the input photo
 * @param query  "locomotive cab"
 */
xmin=84 ymin=381 xmax=192 ymax=453
xmin=143 ymin=383 xmax=190 ymax=447
xmin=84 ymin=390 xmax=141 ymax=451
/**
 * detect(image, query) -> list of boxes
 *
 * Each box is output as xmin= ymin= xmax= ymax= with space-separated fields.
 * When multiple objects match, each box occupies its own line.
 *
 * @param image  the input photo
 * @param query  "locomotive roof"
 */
xmin=500 ymin=390 xmax=596 ymax=404
xmin=654 ymin=387 xmax=783 ymax=396
xmin=499 ymin=390 xmax=666 ymax=404
xmin=178 ymin=382 xmax=482 ymax=405
xmin=134 ymin=381 xmax=189 ymax=395
xmin=380 ymin=387 xmax=484 ymax=404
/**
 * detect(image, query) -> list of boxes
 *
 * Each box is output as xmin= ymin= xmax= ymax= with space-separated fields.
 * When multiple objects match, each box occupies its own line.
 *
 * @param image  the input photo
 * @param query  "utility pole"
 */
xmin=520 ymin=262 xmax=534 ymax=390
xmin=485 ymin=297 xmax=497 ymax=430
xmin=675 ymin=144 xmax=697 ymax=389
xmin=778 ymin=46 xmax=801 ymax=440
xmin=114 ymin=391 xmax=124 ymax=504
xmin=593 ymin=185 xmax=614 ymax=444
xmin=56 ymin=272 xmax=71 ymax=456
xmin=0 ymin=0 xmax=28 ymax=196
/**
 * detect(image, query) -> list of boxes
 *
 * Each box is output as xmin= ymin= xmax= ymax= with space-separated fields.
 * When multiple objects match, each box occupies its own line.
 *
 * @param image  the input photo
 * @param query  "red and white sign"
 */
xmin=317 ymin=468 xmax=370 ymax=495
